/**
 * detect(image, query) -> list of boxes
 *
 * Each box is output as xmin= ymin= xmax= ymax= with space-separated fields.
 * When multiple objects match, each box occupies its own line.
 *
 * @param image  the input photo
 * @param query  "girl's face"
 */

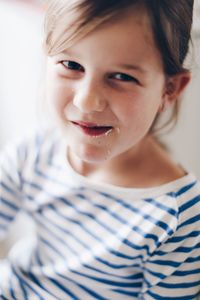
xmin=45 ymin=8 xmax=167 ymax=165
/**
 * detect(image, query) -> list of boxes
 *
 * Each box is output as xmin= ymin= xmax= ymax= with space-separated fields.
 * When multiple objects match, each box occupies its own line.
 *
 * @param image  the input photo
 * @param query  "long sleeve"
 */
xmin=0 ymin=139 xmax=28 ymax=240
xmin=140 ymin=182 xmax=200 ymax=300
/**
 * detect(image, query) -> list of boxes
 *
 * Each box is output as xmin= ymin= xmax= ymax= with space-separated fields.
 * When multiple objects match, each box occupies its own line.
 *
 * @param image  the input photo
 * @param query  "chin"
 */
xmin=73 ymin=143 xmax=111 ymax=164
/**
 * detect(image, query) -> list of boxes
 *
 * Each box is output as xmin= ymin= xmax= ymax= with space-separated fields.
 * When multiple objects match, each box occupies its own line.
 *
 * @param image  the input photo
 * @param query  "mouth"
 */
xmin=71 ymin=121 xmax=113 ymax=136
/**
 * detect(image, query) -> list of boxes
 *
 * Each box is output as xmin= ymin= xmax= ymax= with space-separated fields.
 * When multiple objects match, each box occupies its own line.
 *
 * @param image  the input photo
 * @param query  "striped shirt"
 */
xmin=0 ymin=128 xmax=200 ymax=300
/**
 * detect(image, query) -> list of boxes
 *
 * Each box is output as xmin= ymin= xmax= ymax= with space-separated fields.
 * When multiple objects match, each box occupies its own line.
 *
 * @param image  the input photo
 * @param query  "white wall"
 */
xmin=163 ymin=33 xmax=200 ymax=177
xmin=0 ymin=0 xmax=45 ymax=257
xmin=0 ymin=0 xmax=45 ymax=147
xmin=162 ymin=0 xmax=200 ymax=177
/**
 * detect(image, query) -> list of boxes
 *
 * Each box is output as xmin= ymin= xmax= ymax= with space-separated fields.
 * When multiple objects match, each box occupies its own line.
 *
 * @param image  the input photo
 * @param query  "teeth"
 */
xmin=72 ymin=122 xmax=112 ymax=129
xmin=87 ymin=125 xmax=111 ymax=129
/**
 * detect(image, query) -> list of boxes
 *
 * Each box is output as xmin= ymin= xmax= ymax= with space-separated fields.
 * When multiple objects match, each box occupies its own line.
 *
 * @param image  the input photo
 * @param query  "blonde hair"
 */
xmin=44 ymin=0 xmax=119 ymax=56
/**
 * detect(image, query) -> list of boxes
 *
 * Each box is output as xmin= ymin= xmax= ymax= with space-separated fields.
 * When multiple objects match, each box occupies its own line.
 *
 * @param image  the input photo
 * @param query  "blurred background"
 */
xmin=0 ymin=0 xmax=200 ymax=257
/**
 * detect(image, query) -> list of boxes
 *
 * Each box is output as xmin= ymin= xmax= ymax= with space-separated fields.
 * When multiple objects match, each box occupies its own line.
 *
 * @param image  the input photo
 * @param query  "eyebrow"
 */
xmin=117 ymin=63 xmax=147 ymax=74
xmin=61 ymin=49 xmax=74 ymax=56
xmin=61 ymin=50 xmax=147 ymax=74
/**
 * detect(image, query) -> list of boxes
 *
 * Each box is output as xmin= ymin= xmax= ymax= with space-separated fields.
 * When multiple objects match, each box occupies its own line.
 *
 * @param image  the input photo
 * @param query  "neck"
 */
xmin=67 ymin=135 xmax=152 ymax=177
xmin=67 ymin=136 xmax=186 ymax=188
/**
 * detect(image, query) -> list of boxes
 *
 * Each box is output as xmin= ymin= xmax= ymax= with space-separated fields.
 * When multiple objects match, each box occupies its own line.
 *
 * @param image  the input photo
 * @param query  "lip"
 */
xmin=71 ymin=121 xmax=113 ymax=136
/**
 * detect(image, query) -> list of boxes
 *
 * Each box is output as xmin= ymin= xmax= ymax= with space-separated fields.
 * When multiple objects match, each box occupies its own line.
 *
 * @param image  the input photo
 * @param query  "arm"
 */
xmin=0 ymin=139 xmax=28 ymax=240
xmin=140 ymin=184 xmax=200 ymax=300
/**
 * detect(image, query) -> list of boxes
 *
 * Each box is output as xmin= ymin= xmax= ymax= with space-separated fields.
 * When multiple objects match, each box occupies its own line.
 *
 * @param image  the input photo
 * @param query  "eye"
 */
xmin=110 ymin=73 xmax=139 ymax=84
xmin=61 ymin=60 xmax=84 ymax=72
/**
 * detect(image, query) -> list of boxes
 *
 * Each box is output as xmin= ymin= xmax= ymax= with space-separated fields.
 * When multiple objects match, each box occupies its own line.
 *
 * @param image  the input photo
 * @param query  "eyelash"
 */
xmin=60 ymin=60 xmax=139 ymax=84
xmin=61 ymin=60 xmax=84 ymax=72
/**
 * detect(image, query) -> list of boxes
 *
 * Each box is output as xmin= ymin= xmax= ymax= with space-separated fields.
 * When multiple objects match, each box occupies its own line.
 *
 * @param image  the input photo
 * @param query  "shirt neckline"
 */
xmin=54 ymin=135 xmax=197 ymax=199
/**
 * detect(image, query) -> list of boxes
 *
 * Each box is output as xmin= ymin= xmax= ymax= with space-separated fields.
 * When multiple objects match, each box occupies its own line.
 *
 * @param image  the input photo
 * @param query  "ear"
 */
xmin=159 ymin=71 xmax=191 ymax=112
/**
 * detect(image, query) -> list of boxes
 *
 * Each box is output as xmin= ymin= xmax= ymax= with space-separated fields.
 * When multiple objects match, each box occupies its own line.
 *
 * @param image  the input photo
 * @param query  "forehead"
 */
xmin=58 ymin=7 xmax=163 ymax=73
xmin=96 ymin=7 xmax=155 ymax=50
xmin=48 ymin=2 xmax=154 ymax=53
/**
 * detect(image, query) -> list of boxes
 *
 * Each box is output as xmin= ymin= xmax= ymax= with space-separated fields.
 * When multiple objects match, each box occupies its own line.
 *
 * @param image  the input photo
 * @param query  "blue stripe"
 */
xmin=34 ymin=134 xmax=44 ymax=166
xmin=0 ymin=212 xmax=13 ymax=222
xmin=170 ymin=181 xmax=197 ymax=197
xmin=0 ymin=182 xmax=21 ymax=197
xmin=1 ymin=167 xmax=18 ymax=187
xmin=147 ymin=255 xmax=200 ymax=270
xmin=99 ymin=191 xmax=175 ymax=235
xmin=38 ymin=214 xmax=144 ymax=281
xmin=37 ymin=212 xmax=143 ymax=270
xmin=30 ymin=186 xmax=149 ymax=259
xmin=82 ymin=262 xmax=142 ymax=280
xmin=52 ymin=199 xmax=151 ymax=256
xmin=185 ymin=255 xmax=200 ymax=263
xmin=17 ymin=275 xmax=29 ymax=300
xmin=147 ymin=290 xmax=199 ymax=300
xmin=1 ymin=152 xmax=24 ymax=192
xmin=27 ymin=263 xmax=79 ymax=300
xmin=0 ymin=197 xmax=19 ymax=211
xmin=37 ymin=216 xmax=72 ymax=253
xmin=36 ymin=215 xmax=142 ymax=280
xmin=36 ymin=245 xmax=128 ymax=300
xmin=48 ymin=201 xmax=147 ymax=258
xmin=178 ymin=214 xmax=200 ymax=228
xmin=177 ymin=242 xmax=199 ymax=253
xmin=44 ymin=277 xmax=80 ymax=300
xmin=9 ymin=275 xmax=17 ymax=300
xmin=85 ymin=199 xmax=161 ymax=248
xmin=174 ymin=268 xmax=200 ymax=276
xmin=34 ymin=165 xmax=71 ymax=188
xmin=53 ymin=269 xmax=108 ymax=300
xmin=34 ymin=252 xmax=81 ymax=300
xmin=156 ymin=242 xmax=200 ymax=256
xmin=147 ymin=259 xmax=180 ymax=268
xmin=22 ymin=269 xmax=67 ymax=300
xmin=168 ymin=230 xmax=200 ymax=243
xmin=69 ymin=268 xmax=142 ymax=288
xmin=158 ymin=279 xmax=200 ymax=288
xmin=0 ymin=295 xmax=8 ymax=300
xmin=179 ymin=195 xmax=200 ymax=214
xmin=40 ymin=236 xmax=66 ymax=260
xmin=145 ymin=268 xmax=166 ymax=281
xmin=111 ymin=288 xmax=139 ymax=297
xmin=12 ymin=266 xmax=45 ymax=300
xmin=25 ymin=178 xmax=175 ymax=239
xmin=144 ymin=198 xmax=177 ymax=216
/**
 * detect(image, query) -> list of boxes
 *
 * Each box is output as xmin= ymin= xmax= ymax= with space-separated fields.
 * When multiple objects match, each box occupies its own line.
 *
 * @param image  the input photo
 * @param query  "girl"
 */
xmin=0 ymin=0 xmax=200 ymax=299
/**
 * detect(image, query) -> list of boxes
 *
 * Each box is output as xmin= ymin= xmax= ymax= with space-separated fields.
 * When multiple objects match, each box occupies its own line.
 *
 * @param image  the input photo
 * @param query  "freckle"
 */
xmin=104 ymin=149 xmax=111 ymax=160
xmin=107 ymin=150 xmax=111 ymax=156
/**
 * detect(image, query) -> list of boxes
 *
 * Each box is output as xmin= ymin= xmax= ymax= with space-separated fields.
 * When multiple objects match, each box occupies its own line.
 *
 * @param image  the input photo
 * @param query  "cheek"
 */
xmin=46 ymin=74 xmax=73 ymax=114
xmin=114 ymin=94 xmax=161 ymax=131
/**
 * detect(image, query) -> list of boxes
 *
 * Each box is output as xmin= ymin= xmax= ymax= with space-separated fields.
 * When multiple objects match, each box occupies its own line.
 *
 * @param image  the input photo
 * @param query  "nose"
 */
xmin=73 ymin=78 xmax=107 ymax=113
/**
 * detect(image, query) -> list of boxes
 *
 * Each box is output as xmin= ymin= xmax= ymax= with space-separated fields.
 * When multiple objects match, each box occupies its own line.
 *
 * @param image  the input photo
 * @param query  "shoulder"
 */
xmin=137 ymin=174 xmax=200 ymax=251
xmin=141 ymin=180 xmax=200 ymax=298
xmin=152 ymin=175 xmax=200 ymax=248
xmin=175 ymin=177 xmax=200 ymax=230
xmin=150 ymin=173 xmax=200 ymax=221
